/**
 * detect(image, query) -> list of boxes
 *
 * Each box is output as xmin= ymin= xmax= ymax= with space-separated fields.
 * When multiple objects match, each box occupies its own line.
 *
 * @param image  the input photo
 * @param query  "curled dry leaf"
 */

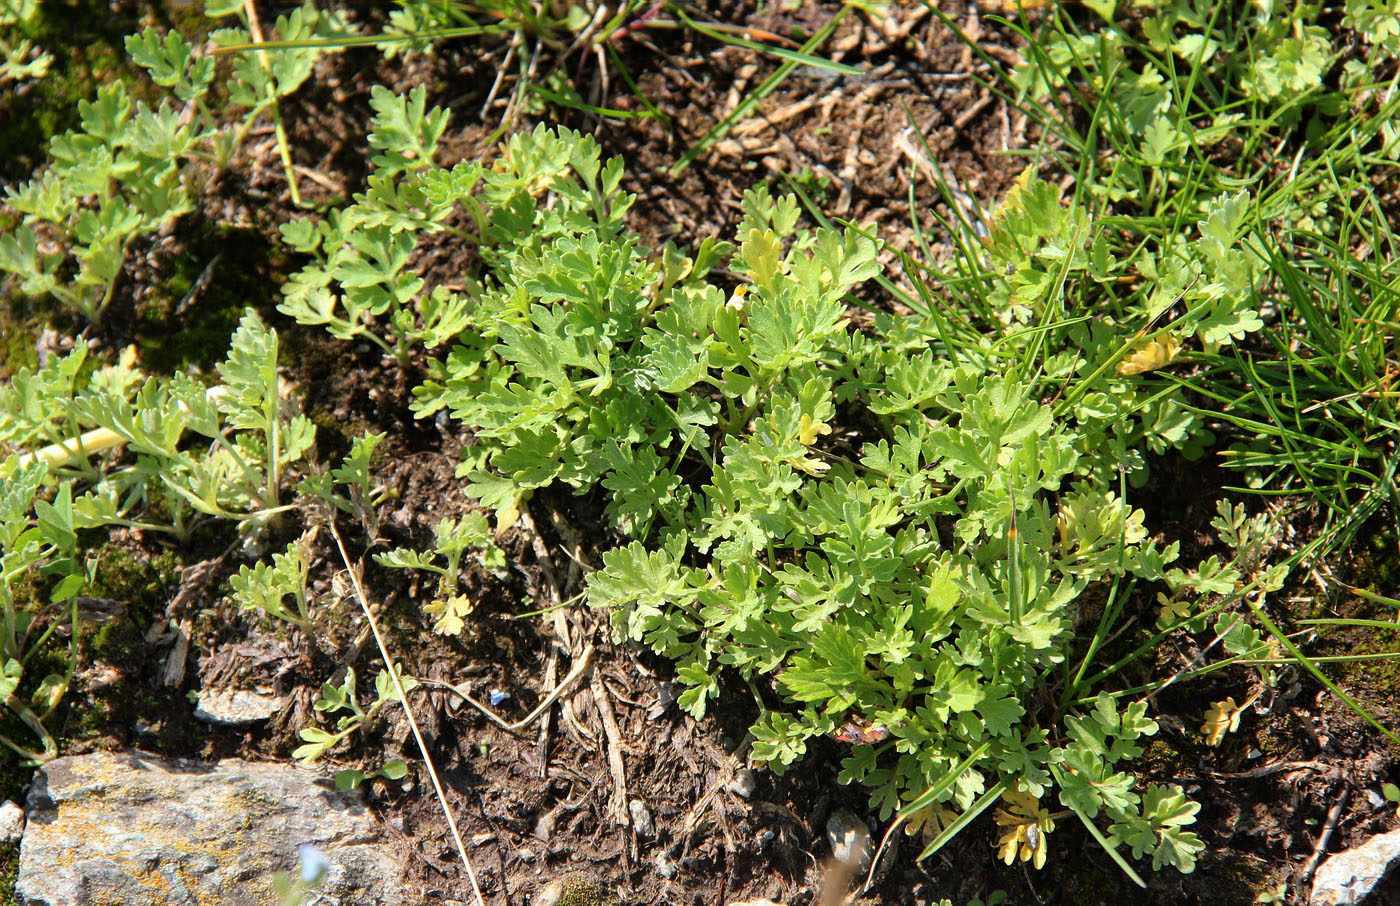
xmin=1201 ymin=696 xmax=1242 ymax=746
xmin=1117 ymin=335 xmax=1183 ymax=376
xmin=993 ymin=790 xmax=1053 ymax=870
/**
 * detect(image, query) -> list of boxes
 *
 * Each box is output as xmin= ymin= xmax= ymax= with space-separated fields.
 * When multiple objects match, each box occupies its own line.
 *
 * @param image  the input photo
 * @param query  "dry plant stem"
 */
xmin=1300 ymin=784 xmax=1350 ymax=885
xmin=519 ymin=507 xmax=563 ymax=605
xmin=560 ymin=2 xmax=610 ymax=61
xmin=480 ymin=29 xmax=521 ymax=117
xmin=327 ymin=522 xmax=486 ymax=906
xmin=174 ymin=254 xmax=221 ymax=316
xmin=497 ymin=38 xmax=542 ymax=132
xmin=537 ymin=642 xmax=560 ymax=778
xmin=675 ymin=739 xmax=746 ymax=864
xmin=1207 ymin=759 xmax=1328 ymax=781
xmin=160 ymin=618 xmax=191 ymax=687
xmin=1145 ymin=603 xmax=1261 ymax=709
xmin=591 ymin=666 xmax=631 ymax=826
xmin=860 ymin=816 xmax=906 ymax=896
xmin=421 ymin=642 xmax=595 ymax=734
xmin=330 ymin=622 xmax=374 ymax=686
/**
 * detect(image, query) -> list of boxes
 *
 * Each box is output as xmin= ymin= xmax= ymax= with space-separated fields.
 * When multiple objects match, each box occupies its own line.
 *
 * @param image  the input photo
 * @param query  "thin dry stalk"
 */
xmin=328 ymin=522 xmax=487 ymax=906
xmin=420 ymin=642 xmax=595 ymax=734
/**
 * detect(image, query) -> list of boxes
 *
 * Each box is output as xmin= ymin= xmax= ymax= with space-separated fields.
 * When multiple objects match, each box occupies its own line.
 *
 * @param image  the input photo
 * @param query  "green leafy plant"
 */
xmin=277 ymin=86 xmax=469 ymax=366
xmin=71 ymin=311 xmax=315 ymax=534
xmin=333 ymin=757 xmax=408 ymax=792
xmin=293 ymin=664 xmax=420 ymax=762
xmin=230 ymin=537 xmax=314 ymax=633
xmin=375 ymin=514 xmax=503 ymax=635
xmin=0 ymin=0 xmax=350 ymax=296
xmin=0 ymin=0 xmax=50 ymax=86
xmin=298 ymin=431 xmax=391 ymax=536
xmin=204 ymin=0 xmax=355 ymax=205
xmin=945 ymin=0 xmax=1400 ymax=554
xmin=0 ymin=311 xmax=316 ymax=540
xmin=0 ymin=455 xmax=96 ymax=763
xmin=363 ymin=123 xmax=1233 ymax=875
xmin=0 ymin=80 xmax=207 ymax=326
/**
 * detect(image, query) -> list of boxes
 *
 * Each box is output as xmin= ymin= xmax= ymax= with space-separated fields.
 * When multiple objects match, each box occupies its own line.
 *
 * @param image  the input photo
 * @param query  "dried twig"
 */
xmin=327 ymin=521 xmax=487 ymax=906
xmin=591 ymin=667 xmax=631 ymax=826
xmin=419 ymin=643 xmax=595 ymax=735
xmin=1299 ymin=785 xmax=1350 ymax=885
xmin=537 ymin=641 xmax=560 ymax=778
xmin=1206 ymin=759 xmax=1329 ymax=781
xmin=480 ymin=28 xmax=521 ymax=117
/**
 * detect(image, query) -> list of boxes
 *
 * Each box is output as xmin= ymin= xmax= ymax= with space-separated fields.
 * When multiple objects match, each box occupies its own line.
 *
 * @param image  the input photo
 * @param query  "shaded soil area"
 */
xmin=2 ymin=2 xmax=1399 ymax=905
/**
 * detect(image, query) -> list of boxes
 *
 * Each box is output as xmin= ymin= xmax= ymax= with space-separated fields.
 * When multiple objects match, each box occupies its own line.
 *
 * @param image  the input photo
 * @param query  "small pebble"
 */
xmin=532 ymin=879 xmax=565 ymax=906
xmin=825 ymin=808 xmax=872 ymax=873
xmin=655 ymin=855 xmax=677 ymax=879
xmin=488 ymin=689 xmax=510 ymax=707
xmin=193 ymin=688 xmax=284 ymax=726
xmin=628 ymin=799 xmax=655 ymax=838
xmin=728 ymin=768 xmax=757 ymax=799
xmin=534 ymin=808 xmax=558 ymax=842
xmin=1365 ymin=789 xmax=1387 ymax=809
xmin=0 ymin=801 xmax=24 ymax=842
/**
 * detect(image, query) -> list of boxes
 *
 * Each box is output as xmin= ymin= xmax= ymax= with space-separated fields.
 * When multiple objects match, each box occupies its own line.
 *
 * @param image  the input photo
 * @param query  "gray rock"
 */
xmin=0 ymin=799 xmax=24 ymax=842
xmin=1312 ymin=827 xmax=1400 ymax=906
xmin=16 ymin=750 xmax=403 ymax=906
xmin=728 ymin=768 xmax=757 ymax=799
xmin=628 ymin=799 xmax=655 ymax=838
xmin=825 ymin=807 xmax=871 ymax=873
xmin=193 ymin=688 xmax=285 ymax=726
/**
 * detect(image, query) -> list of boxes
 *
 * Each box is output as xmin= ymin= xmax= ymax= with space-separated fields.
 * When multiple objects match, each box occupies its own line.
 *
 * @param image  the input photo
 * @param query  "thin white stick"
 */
xmin=328 ymin=522 xmax=486 ymax=906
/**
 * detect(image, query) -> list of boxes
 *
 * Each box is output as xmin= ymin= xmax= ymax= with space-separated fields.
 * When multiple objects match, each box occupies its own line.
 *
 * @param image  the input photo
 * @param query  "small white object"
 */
xmin=0 ymin=800 xmax=24 ymax=842
xmin=297 ymin=843 xmax=330 ymax=885
xmin=728 ymin=768 xmax=757 ymax=799
xmin=628 ymin=799 xmax=655 ymax=838
xmin=825 ymin=808 xmax=872 ymax=872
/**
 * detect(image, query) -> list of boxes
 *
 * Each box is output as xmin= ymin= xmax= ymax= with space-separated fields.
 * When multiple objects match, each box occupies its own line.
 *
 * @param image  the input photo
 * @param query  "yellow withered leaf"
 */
xmin=993 ymin=790 xmax=1051 ymax=870
xmin=425 ymin=594 xmax=474 ymax=636
xmin=1117 ymin=335 xmax=1182 ymax=376
xmin=979 ymin=0 xmax=1051 ymax=11
xmin=1201 ymin=696 xmax=1241 ymax=746
xmin=798 ymin=413 xmax=833 ymax=446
